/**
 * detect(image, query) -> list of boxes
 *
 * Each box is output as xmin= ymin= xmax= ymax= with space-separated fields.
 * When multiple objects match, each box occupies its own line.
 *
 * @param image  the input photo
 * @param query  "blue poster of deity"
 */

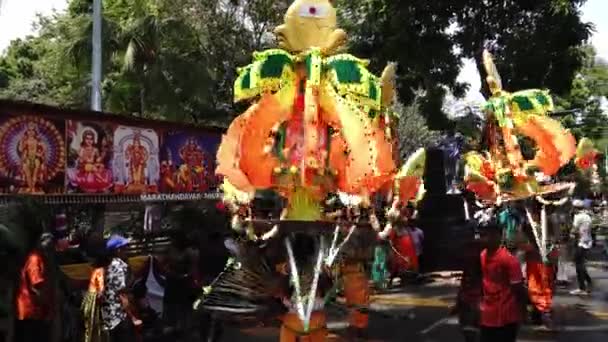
xmin=159 ymin=131 xmax=221 ymax=193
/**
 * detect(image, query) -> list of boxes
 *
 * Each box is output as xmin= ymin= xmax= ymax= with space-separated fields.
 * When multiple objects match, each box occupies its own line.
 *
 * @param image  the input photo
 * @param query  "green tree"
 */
xmin=455 ymin=0 xmax=592 ymax=98
xmin=336 ymin=0 xmax=466 ymax=130
xmin=556 ymin=46 xmax=608 ymax=140
xmin=553 ymin=46 xmax=608 ymax=192
xmin=0 ymin=0 xmax=595 ymax=130
xmin=395 ymin=98 xmax=441 ymax=161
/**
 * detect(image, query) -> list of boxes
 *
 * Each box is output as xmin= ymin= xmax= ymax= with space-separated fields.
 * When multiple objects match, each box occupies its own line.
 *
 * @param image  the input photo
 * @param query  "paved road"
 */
xmin=218 ymin=264 xmax=608 ymax=341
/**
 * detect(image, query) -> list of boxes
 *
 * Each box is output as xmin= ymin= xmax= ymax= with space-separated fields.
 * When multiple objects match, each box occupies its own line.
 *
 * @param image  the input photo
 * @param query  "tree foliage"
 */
xmin=0 ymin=0 xmax=595 ymax=129
xmin=335 ymin=0 xmax=466 ymax=130
xmin=395 ymin=99 xmax=441 ymax=160
xmin=556 ymin=46 xmax=608 ymax=141
xmin=455 ymin=0 xmax=592 ymax=97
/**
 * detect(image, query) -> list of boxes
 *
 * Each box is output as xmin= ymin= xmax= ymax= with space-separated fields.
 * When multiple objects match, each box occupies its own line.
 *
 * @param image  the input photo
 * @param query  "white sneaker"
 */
xmin=570 ymin=289 xmax=585 ymax=295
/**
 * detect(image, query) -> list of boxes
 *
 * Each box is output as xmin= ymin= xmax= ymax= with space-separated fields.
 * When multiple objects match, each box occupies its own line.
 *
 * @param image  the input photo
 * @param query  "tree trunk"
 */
xmin=474 ymin=49 xmax=491 ymax=99
xmin=140 ymin=65 xmax=147 ymax=116
xmin=140 ymin=86 xmax=145 ymax=116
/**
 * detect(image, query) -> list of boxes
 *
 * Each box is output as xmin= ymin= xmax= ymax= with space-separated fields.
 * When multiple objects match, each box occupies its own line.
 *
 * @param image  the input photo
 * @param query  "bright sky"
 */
xmin=0 ymin=0 xmax=606 ymax=99
xmin=458 ymin=0 xmax=608 ymax=101
xmin=0 ymin=0 xmax=68 ymax=52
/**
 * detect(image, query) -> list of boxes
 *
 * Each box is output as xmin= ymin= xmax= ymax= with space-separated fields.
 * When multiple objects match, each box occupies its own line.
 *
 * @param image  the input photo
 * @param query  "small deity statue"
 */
xmin=18 ymin=123 xmax=46 ymax=193
xmin=125 ymin=132 xmax=149 ymax=187
xmin=282 ymin=64 xmax=329 ymax=169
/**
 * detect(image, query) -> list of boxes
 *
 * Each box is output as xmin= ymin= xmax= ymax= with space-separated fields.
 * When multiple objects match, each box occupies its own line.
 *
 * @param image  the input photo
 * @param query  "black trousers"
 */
xmin=480 ymin=324 xmax=518 ymax=342
xmin=574 ymin=247 xmax=592 ymax=291
xmin=199 ymin=312 xmax=223 ymax=342
xmin=14 ymin=320 xmax=50 ymax=342
xmin=108 ymin=320 xmax=135 ymax=342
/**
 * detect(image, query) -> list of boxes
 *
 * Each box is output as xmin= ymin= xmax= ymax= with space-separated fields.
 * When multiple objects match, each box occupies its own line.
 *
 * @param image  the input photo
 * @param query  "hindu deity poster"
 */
xmin=159 ymin=131 xmax=221 ymax=193
xmin=112 ymin=125 xmax=160 ymax=194
xmin=66 ymin=120 xmax=114 ymax=193
xmin=0 ymin=115 xmax=66 ymax=194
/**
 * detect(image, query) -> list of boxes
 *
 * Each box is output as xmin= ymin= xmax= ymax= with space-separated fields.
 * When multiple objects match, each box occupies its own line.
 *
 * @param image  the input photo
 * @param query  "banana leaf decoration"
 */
xmin=464 ymin=51 xmax=576 ymax=202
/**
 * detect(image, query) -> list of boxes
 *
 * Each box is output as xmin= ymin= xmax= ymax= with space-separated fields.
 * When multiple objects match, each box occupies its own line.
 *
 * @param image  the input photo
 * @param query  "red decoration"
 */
xmin=215 ymin=201 xmax=227 ymax=212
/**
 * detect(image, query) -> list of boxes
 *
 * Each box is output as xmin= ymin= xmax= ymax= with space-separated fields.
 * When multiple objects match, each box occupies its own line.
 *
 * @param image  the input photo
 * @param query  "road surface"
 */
xmin=219 ymin=264 xmax=608 ymax=341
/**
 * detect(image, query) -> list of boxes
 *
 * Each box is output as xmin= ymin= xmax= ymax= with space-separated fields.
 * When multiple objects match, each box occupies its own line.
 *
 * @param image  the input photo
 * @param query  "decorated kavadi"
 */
xmin=464 ymin=51 xmax=577 ymax=203
xmin=208 ymin=0 xmax=404 ymax=337
xmin=216 ymin=0 xmax=399 ymax=219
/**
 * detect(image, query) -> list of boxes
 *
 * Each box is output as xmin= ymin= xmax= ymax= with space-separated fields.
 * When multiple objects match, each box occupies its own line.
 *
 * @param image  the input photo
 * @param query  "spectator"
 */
xmin=479 ymin=220 xmax=527 ymax=342
xmin=82 ymin=241 xmax=111 ymax=342
xmin=101 ymin=235 xmax=140 ymax=342
xmin=378 ymin=199 xmax=419 ymax=286
xmin=451 ymin=239 xmax=482 ymax=342
xmin=408 ymin=211 xmax=424 ymax=265
xmin=570 ymin=200 xmax=593 ymax=295
xmin=14 ymin=233 xmax=55 ymax=342
xmin=163 ymin=230 xmax=198 ymax=336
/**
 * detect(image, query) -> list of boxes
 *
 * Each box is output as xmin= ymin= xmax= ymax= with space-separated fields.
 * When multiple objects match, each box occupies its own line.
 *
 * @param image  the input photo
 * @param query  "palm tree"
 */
xmin=121 ymin=3 xmax=162 ymax=116
xmin=62 ymin=0 xmax=215 ymax=120
xmin=122 ymin=2 xmax=218 ymax=121
xmin=64 ymin=12 xmax=120 ymax=71
xmin=62 ymin=9 xmax=121 ymax=111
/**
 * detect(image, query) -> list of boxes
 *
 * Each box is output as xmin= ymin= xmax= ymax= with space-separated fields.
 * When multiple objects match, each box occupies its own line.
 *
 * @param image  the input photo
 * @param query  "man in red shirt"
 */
xmin=479 ymin=220 xmax=527 ymax=342
xmin=14 ymin=233 xmax=55 ymax=342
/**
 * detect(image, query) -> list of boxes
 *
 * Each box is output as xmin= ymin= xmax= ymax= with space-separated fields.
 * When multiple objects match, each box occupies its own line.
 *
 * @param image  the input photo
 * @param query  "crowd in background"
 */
xmin=2 ymin=194 xmax=606 ymax=342
xmin=452 ymin=198 xmax=604 ymax=342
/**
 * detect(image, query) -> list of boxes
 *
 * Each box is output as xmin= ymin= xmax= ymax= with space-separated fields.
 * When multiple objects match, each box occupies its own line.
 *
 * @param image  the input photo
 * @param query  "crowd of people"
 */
xmin=4 ymin=195 xmax=603 ymax=342
xmin=7 ymin=213 xmax=229 ymax=342
xmin=451 ymin=198 xmax=600 ymax=342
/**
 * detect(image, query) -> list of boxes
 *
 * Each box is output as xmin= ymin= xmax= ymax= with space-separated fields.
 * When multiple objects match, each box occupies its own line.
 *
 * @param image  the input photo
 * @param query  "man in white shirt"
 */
xmin=570 ymin=200 xmax=593 ymax=295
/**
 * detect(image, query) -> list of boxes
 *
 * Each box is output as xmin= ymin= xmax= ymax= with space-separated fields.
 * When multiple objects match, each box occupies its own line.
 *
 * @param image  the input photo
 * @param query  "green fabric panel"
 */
xmin=512 ymin=95 xmax=535 ymax=111
xmin=487 ymin=98 xmax=506 ymax=126
xmin=328 ymin=60 xmax=362 ymax=83
xmin=260 ymin=54 xmax=291 ymax=78
xmin=369 ymin=80 xmax=378 ymax=100
xmin=535 ymin=92 xmax=550 ymax=106
xmin=305 ymin=54 xmax=312 ymax=80
xmin=240 ymin=69 xmax=251 ymax=90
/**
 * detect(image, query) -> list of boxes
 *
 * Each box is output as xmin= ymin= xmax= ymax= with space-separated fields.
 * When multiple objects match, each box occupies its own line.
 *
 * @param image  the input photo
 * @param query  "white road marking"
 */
xmin=419 ymin=316 xmax=454 ymax=335
xmin=326 ymin=321 xmax=349 ymax=330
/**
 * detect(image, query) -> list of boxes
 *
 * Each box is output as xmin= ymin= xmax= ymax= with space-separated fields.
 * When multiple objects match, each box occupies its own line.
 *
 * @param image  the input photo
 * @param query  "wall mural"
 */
xmin=66 ymin=120 xmax=114 ymax=193
xmin=0 ymin=115 xmax=66 ymax=194
xmin=112 ymin=126 xmax=160 ymax=194
xmin=0 ymin=108 xmax=223 ymax=196
xmin=159 ymin=131 xmax=221 ymax=193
